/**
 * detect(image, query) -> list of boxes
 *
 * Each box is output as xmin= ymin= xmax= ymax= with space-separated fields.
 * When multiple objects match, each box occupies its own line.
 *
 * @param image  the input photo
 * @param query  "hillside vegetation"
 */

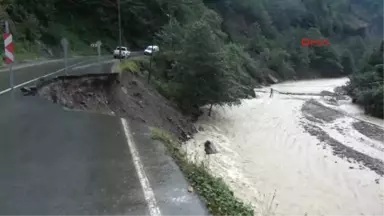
xmin=1 ymin=0 xmax=383 ymax=116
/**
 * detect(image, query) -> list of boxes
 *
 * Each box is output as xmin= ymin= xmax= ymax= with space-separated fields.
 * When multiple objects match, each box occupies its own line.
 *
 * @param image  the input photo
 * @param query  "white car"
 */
xmin=113 ymin=46 xmax=130 ymax=59
xmin=144 ymin=45 xmax=159 ymax=55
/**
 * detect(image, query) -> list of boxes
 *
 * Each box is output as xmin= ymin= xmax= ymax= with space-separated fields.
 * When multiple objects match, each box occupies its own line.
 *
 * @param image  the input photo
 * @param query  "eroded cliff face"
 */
xmin=25 ymin=72 xmax=196 ymax=142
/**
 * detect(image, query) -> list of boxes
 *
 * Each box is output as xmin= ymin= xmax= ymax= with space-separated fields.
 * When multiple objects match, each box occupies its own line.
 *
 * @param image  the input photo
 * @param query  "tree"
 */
xmin=345 ymin=41 xmax=384 ymax=118
xmin=341 ymin=50 xmax=356 ymax=75
xmin=380 ymin=40 xmax=384 ymax=53
xmin=168 ymin=20 xmax=229 ymax=112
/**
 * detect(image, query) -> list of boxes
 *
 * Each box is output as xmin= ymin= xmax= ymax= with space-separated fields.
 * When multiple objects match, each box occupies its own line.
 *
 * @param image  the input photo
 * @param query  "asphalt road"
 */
xmin=0 ymin=56 xmax=208 ymax=215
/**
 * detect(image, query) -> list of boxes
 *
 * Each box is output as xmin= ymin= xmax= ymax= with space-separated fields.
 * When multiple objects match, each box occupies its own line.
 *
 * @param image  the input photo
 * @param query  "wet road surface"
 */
xmin=0 ymin=56 xmax=208 ymax=215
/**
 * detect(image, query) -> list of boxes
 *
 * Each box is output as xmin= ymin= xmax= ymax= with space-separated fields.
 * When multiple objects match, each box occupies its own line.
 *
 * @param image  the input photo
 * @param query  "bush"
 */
xmin=345 ymin=41 xmax=384 ymax=118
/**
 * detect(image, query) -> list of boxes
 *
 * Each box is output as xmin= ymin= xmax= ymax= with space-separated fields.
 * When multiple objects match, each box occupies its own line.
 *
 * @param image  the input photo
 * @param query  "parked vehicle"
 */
xmin=113 ymin=46 xmax=130 ymax=59
xmin=144 ymin=45 xmax=159 ymax=55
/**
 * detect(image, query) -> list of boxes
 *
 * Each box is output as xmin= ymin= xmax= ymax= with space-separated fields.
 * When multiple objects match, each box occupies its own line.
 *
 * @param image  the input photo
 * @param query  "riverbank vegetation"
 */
xmin=151 ymin=0 xmax=383 ymax=115
xmin=344 ymin=41 xmax=383 ymax=118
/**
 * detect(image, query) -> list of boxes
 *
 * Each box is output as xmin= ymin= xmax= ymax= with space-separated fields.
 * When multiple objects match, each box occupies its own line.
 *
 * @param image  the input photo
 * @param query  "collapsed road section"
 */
xmin=21 ymin=72 xmax=196 ymax=142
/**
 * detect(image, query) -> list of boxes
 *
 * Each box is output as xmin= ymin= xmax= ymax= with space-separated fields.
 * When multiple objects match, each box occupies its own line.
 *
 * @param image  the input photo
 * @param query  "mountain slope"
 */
xmin=0 ymin=0 xmax=382 ymax=116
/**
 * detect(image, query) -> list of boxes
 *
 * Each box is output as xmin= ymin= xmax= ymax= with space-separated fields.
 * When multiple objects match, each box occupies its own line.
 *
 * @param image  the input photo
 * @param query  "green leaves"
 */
xmin=341 ymin=50 xmax=356 ymax=75
xmin=346 ymin=40 xmax=384 ymax=118
xmin=156 ymin=9 xmax=259 ymax=113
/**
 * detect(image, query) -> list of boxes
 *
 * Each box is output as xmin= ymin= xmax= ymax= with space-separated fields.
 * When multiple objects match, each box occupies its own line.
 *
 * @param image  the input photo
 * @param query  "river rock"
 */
xmin=188 ymin=185 xmax=194 ymax=193
xmin=204 ymin=140 xmax=218 ymax=155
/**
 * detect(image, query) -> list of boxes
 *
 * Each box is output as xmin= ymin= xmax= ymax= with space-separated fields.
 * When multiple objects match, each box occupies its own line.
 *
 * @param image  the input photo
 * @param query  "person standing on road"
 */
xmin=270 ymin=88 xmax=274 ymax=98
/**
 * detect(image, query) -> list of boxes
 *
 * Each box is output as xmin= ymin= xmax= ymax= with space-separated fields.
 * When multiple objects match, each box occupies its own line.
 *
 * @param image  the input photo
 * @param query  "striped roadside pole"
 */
xmin=3 ymin=21 xmax=15 ymax=90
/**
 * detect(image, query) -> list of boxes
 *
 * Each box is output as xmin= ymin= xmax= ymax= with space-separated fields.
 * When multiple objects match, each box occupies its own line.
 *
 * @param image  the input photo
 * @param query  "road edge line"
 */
xmin=120 ymin=118 xmax=162 ymax=216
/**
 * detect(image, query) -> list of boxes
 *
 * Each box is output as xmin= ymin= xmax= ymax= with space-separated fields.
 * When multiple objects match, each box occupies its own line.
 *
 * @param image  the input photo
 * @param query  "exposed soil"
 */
xmin=302 ymin=123 xmax=384 ymax=176
xmin=109 ymin=72 xmax=197 ymax=140
xmin=30 ymin=72 xmax=196 ymax=141
xmin=37 ymin=74 xmax=115 ymax=113
xmin=353 ymin=121 xmax=384 ymax=143
xmin=301 ymin=99 xmax=343 ymax=122
xmin=301 ymin=99 xmax=384 ymax=176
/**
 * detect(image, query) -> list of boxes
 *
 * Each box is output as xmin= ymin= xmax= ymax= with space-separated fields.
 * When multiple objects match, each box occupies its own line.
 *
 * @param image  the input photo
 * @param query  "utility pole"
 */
xmin=118 ymin=0 xmax=122 ymax=61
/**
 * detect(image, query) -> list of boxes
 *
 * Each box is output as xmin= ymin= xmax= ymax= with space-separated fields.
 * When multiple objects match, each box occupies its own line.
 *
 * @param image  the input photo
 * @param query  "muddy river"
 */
xmin=184 ymin=78 xmax=384 ymax=216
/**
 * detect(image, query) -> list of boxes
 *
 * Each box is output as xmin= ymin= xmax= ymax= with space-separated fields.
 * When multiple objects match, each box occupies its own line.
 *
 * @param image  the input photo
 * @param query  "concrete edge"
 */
xmin=128 ymin=122 xmax=210 ymax=216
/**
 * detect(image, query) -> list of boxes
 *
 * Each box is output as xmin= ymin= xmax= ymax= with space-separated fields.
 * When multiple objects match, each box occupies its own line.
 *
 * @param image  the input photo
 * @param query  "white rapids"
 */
xmin=183 ymin=78 xmax=384 ymax=216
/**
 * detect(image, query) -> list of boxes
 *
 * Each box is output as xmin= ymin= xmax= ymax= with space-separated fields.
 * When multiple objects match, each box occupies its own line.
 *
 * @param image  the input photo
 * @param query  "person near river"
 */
xmin=270 ymin=88 xmax=274 ymax=98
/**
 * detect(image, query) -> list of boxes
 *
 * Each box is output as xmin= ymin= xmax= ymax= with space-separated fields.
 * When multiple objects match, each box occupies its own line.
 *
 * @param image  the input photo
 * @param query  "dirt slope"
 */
xmin=31 ymin=72 xmax=196 ymax=141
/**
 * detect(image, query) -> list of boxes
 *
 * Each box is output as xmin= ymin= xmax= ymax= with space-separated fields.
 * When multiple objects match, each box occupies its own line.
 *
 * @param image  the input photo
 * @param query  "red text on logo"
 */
xmin=301 ymin=38 xmax=330 ymax=47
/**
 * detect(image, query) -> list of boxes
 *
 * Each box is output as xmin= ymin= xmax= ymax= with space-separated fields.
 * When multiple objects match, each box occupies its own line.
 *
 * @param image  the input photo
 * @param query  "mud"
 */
xmin=37 ymin=74 xmax=117 ymax=113
xmin=108 ymin=72 xmax=196 ymax=141
xmin=303 ymin=122 xmax=384 ymax=176
xmin=29 ymin=72 xmax=196 ymax=141
xmin=353 ymin=121 xmax=384 ymax=143
xmin=301 ymin=99 xmax=343 ymax=122
xmin=301 ymin=103 xmax=384 ymax=176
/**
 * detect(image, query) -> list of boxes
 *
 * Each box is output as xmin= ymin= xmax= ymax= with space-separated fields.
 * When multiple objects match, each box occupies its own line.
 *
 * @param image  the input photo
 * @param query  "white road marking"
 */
xmin=0 ymin=60 xmax=87 ymax=95
xmin=71 ymin=59 xmax=115 ymax=70
xmin=120 ymin=118 xmax=162 ymax=216
xmin=0 ymin=58 xmax=89 ymax=73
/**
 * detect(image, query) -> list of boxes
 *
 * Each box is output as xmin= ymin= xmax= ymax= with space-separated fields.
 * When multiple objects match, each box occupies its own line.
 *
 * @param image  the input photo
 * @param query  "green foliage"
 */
xmin=341 ymin=50 xmax=356 ymax=75
xmin=205 ymin=0 xmax=382 ymax=79
xmin=155 ymin=13 xmax=255 ymax=113
xmin=2 ymin=0 xmax=382 ymax=75
xmin=345 ymin=41 xmax=383 ymax=118
xmin=150 ymin=127 xmax=254 ymax=216
xmin=1 ymin=0 xmax=382 ymax=115
xmin=148 ymin=0 xmax=383 ymax=114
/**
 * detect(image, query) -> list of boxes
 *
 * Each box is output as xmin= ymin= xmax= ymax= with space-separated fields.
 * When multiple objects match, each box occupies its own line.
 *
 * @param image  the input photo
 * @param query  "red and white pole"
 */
xmin=3 ymin=20 xmax=14 ymax=90
xmin=3 ymin=32 xmax=14 ymax=64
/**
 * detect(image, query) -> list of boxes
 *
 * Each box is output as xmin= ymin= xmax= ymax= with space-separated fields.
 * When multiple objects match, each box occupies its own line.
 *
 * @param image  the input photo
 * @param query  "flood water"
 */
xmin=183 ymin=78 xmax=384 ymax=216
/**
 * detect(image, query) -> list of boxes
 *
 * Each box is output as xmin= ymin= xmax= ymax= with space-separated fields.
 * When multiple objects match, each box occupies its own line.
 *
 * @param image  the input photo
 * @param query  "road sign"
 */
xmin=91 ymin=40 xmax=102 ymax=48
xmin=3 ymin=33 xmax=14 ymax=64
